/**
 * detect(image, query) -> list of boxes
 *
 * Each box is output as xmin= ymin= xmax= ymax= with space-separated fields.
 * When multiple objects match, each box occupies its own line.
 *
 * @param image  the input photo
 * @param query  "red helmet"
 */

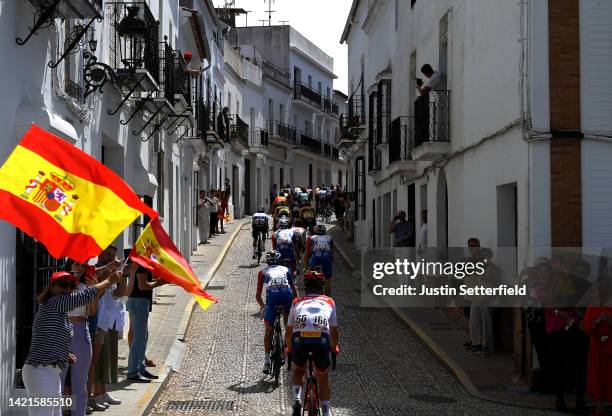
xmin=303 ymin=270 xmax=325 ymax=284
xmin=183 ymin=51 xmax=193 ymax=60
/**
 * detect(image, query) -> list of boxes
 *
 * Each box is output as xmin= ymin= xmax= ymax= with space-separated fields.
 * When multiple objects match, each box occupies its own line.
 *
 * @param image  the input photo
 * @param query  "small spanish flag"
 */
xmin=0 ymin=125 xmax=158 ymax=262
xmin=130 ymin=218 xmax=217 ymax=310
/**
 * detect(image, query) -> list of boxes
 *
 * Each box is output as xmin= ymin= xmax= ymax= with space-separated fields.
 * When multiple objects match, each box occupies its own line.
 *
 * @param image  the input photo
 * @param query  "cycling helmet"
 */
xmin=265 ymin=250 xmax=282 ymax=265
xmin=303 ymin=270 xmax=325 ymax=292
xmin=278 ymin=217 xmax=290 ymax=229
xmin=257 ymin=206 xmax=266 ymax=213
xmin=312 ymin=224 xmax=326 ymax=235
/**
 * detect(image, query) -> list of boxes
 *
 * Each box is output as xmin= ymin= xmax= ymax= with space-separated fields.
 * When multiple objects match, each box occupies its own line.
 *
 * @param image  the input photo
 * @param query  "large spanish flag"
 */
xmin=130 ymin=218 xmax=217 ymax=310
xmin=0 ymin=125 xmax=158 ymax=262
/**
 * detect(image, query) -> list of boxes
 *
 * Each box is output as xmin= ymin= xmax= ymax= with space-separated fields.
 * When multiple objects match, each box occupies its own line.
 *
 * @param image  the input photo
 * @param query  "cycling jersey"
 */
xmin=288 ymin=295 xmax=337 ymax=334
xmin=307 ymin=235 xmax=333 ymax=279
xmin=273 ymin=196 xmax=287 ymax=208
xmin=252 ymin=213 xmax=269 ymax=230
xmin=258 ymin=265 xmax=294 ymax=326
xmin=292 ymin=227 xmax=307 ymax=253
xmin=298 ymin=192 xmax=310 ymax=204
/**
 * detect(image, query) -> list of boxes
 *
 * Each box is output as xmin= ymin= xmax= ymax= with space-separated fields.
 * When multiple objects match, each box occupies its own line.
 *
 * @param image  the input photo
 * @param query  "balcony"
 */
xmin=347 ymin=94 xmax=365 ymax=130
xmin=388 ymin=116 xmax=418 ymax=176
xmin=412 ymin=90 xmax=451 ymax=161
xmin=323 ymin=97 xmax=339 ymax=117
xmin=322 ymin=142 xmax=340 ymax=161
xmin=368 ymin=145 xmax=382 ymax=175
xmin=173 ymin=50 xmax=191 ymax=111
xmin=230 ymin=114 xmax=249 ymax=151
xmin=294 ymin=82 xmax=322 ymax=109
xmin=249 ymin=128 xmax=269 ymax=155
xmin=268 ymin=121 xmax=298 ymax=147
xmin=106 ymin=2 xmax=160 ymax=92
xmin=297 ymin=132 xmax=323 ymax=155
xmin=262 ymin=60 xmax=291 ymax=87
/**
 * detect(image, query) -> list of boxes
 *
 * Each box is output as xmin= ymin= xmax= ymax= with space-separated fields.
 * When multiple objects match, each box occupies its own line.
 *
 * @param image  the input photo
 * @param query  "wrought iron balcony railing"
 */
xmin=298 ymin=132 xmax=322 ymax=155
xmin=250 ymin=128 xmax=269 ymax=150
xmin=389 ymin=116 xmax=415 ymax=163
xmin=347 ymin=94 xmax=365 ymax=128
xmin=159 ymin=40 xmax=175 ymax=105
xmin=294 ymin=82 xmax=322 ymax=108
xmin=268 ymin=121 xmax=298 ymax=146
xmin=106 ymin=2 xmax=160 ymax=85
xmin=173 ymin=50 xmax=191 ymax=106
xmin=414 ymin=89 xmax=450 ymax=146
xmin=230 ymin=114 xmax=249 ymax=148
xmin=368 ymin=139 xmax=382 ymax=172
xmin=262 ymin=60 xmax=291 ymax=87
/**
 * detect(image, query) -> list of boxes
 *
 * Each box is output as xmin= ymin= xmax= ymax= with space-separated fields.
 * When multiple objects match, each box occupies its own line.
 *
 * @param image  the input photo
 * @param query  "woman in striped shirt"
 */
xmin=22 ymin=269 xmax=122 ymax=416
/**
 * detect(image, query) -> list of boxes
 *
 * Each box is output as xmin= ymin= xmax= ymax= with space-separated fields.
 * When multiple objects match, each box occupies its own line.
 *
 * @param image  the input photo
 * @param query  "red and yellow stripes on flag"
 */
xmin=130 ymin=218 xmax=217 ymax=310
xmin=0 ymin=125 xmax=158 ymax=262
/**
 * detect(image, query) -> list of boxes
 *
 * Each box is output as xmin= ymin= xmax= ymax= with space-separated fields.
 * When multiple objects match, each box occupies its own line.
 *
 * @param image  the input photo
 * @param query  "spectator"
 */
xmin=217 ymin=107 xmax=231 ymax=142
xmin=219 ymin=190 xmax=229 ymax=233
xmin=182 ymin=51 xmax=202 ymax=77
xmin=90 ymin=246 xmax=128 ymax=409
xmin=210 ymin=189 xmax=219 ymax=236
xmin=521 ymin=258 xmax=555 ymax=393
xmin=545 ymin=304 xmax=588 ymax=412
xmin=61 ymin=260 xmax=103 ymax=416
xmin=389 ymin=210 xmax=413 ymax=247
xmin=583 ymin=275 xmax=612 ymax=416
xmin=417 ymin=210 xmax=428 ymax=255
xmin=22 ymin=270 xmax=121 ymax=416
xmin=417 ymin=64 xmax=444 ymax=96
xmin=126 ymin=265 xmax=166 ymax=383
xmin=198 ymin=190 xmax=211 ymax=245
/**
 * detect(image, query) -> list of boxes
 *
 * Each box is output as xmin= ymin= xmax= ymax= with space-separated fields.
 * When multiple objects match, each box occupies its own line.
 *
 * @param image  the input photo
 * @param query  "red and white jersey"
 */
xmin=288 ymin=295 xmax=338 ymax=334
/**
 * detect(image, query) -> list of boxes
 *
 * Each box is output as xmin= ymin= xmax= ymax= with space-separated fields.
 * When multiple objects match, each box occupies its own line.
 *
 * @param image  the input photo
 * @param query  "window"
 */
xmin=280 ymin=168 xmax=284 ymax=187
xmin=308 ymin=164 xmax=313 ymax=188
xmin=377 ymin=79 xmax=392 ymax=145
xmin=305 ymin=120 xmax=313 ymax=135
xmin=411 ymin=0 xmax=416 ymax=8
xmin=192 ymin=171 xmax=200 ymax=226
xmin=236 ymin=99 xmax=240 ymax=117
xmin=318 ymin=81 xmax=322 ymax=94
xmin=279 ymin=104 xmax=285 ymax=123
xmin=327 ymin=87 xmax=331 ymax=98
xmin=268 ymin=99 xmax=274 ymax=122
xmin=228 ymin=92 xmax=232 ymax=112
xmin=308 ymin=75 xmax=312 ymax=88
xmin=439 ymin=11 xmax=449 ymax=90
xmin=355 ymin=157 xmax=366 ymax=220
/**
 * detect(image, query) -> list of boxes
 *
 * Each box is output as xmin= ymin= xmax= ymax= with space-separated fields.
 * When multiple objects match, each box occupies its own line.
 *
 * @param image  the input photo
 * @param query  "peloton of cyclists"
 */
xmin=255 ymin=250 xmax=297 ymax=374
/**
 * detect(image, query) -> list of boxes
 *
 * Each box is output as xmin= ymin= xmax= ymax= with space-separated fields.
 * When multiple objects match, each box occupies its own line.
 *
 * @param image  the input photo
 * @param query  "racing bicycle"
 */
xmin=271 ymin=306 xmax=286 ymax=386
xmin=254 ymin=230 xmax=266 ymax=264
xmin=301 ymin=350 xmax=337 ymax=416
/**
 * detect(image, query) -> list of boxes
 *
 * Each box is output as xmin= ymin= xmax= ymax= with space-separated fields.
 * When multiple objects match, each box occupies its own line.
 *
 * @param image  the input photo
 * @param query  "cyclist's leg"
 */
xmin=252 ymin=230 xmax=258 ymax=257
xmin=313 ymin=335 xmax=333 ymax=415
xmin=263 ymin=299 xmax=278 ymax=371
xmin=290 ymin=335 xmax=308 ymax=409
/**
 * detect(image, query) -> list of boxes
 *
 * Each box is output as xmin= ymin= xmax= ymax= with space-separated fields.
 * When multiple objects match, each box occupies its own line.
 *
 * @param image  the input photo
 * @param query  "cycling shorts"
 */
xmin=264 ymin=288 xmax=293 ymax=326
xmin=309 ymin=255 xmax=332 ymax=279
xmin=252 ymin=227 xmax=268 ymax=240
xmin=291 ymin=331 xmax=331 ymax=372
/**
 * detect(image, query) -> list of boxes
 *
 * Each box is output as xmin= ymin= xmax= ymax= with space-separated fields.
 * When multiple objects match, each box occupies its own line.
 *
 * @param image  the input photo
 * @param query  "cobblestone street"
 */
xmin=150 ymin=225 xmax=558 ymax=416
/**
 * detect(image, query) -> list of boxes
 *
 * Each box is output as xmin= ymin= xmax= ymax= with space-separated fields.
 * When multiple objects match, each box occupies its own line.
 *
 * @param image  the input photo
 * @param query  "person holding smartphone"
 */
xmin=389 ymin=210 xmax=413 ymax=247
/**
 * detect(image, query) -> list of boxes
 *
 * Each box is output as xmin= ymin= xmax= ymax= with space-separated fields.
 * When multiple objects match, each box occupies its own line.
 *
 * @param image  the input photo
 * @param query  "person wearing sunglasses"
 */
xmin=22 ymin=268 xmax=122 ymax=416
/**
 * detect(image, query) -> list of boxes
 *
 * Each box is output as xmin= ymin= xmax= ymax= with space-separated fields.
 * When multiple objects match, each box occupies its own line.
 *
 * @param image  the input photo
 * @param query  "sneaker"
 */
xmin=292 ymin=400 xmax=302 ymax=416
xmin=466 ymin=345 xmax=482 ymax=354
xmin=263 ymin=361 xmax=271 ymax=374
xmin=94 ymin=396 xmax=110 ymax=409
xmin=87 ymin=397 xmax=106 ymax=411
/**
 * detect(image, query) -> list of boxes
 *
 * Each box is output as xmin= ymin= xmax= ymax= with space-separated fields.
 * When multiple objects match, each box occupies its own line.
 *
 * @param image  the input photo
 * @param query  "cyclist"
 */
xmin=255 ymin=250 xmax=296 ymax=374
xmin=305 ymin=225 xmax=334 ymax=296
xmin=298 ymin=203 xmax=317 ymax=231
xmin=272 ymin=218 xmax=297 ymax=273
xmin=273 ymin=202 xmax=292 ymax=229
xmin=272 ymin=194 xmax=287 ymax=212
xmin=292 ymin=225 xmax=308 ymax=272
xmin=285 ymin=270 xmax=339 ymax=416
xmin=251 ymin=206 xmax=269 ymax=259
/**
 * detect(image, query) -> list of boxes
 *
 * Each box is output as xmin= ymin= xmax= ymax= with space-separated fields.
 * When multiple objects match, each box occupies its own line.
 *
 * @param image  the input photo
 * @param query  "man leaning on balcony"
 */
xmin=417 ymin=64 xmax=443 ymax=96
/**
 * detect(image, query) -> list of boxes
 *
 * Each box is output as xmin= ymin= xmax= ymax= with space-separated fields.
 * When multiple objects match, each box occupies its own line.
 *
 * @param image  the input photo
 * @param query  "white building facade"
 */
xmin=341 ymin=0 xmax=612 ymax=375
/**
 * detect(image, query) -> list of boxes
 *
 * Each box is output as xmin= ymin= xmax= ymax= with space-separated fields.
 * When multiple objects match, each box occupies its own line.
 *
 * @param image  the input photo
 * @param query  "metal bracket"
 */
xmin=120 ymin=90 xmax=154 ymax=125
xmin=174 ymin=127 xmax=190 ymax=143
xmin=83 ymin=51 xmax=118 ymax=98
xmin=16 ymin=0 xmax=61 ymax=46
xmin=48 ymin=15 xmax=101 ymax=68
xmin=133 ymin=104 xmax=164 ymax=136
xmin=107 ymin=74 xmax=149 ymax=116
xmin=147 ymin=112 xmax=172 ymax=138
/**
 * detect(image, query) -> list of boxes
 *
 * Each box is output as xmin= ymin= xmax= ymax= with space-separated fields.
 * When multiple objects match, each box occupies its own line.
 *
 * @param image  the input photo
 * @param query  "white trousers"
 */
xmin=22 ymin=364 xmax=63 ymax=416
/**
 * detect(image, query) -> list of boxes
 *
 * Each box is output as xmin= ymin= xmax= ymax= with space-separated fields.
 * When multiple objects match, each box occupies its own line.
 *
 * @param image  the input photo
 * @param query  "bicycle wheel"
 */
xmin=304 ymin=360 xmax=320 ymax=416
xmin=273 ymin=320 xmax=282 ymax=386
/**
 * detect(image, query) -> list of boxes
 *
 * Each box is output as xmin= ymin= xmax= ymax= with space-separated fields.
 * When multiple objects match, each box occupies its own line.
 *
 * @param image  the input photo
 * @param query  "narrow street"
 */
xmin=150 ymin=224 xmax=557 ymax=416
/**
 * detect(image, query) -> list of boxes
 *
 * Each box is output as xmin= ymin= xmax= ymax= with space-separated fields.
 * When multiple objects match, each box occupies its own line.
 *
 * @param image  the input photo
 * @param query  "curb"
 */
xmin=139 ymin=219 xmax=249 ymax=416
xmin=333 ymin=237 xmax=546 ymax=411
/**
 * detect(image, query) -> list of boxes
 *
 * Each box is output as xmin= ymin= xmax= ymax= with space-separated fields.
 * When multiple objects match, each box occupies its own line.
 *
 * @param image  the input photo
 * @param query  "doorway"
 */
xmin=436 ymin=170 xmax=448 ymax=249
xmin=245 ymin=159 xmax=251 ymax=214
xmin=232 ymin=165 xmax=240 ymax=219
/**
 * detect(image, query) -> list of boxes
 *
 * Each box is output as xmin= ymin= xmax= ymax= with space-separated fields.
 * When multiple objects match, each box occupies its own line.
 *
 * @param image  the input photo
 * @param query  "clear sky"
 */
xmin=212 ymin=0 xmax=352 ymax=94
